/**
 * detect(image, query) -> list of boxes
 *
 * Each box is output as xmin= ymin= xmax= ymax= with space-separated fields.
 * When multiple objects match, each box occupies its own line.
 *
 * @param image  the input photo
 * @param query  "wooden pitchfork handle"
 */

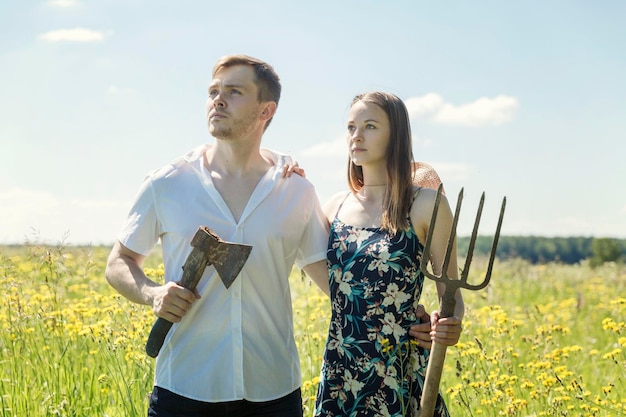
xmin=418 ymin=185 xmax=506 ymax=416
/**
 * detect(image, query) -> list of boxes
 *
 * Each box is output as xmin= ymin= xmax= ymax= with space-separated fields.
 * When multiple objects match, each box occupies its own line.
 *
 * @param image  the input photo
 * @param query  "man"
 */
xmin=105 ymin=54 xmax=329 ymax=417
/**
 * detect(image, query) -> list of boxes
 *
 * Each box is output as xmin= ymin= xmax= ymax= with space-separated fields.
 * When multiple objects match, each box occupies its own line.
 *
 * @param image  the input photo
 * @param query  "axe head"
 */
xmin=192 ymin=226 xmax=252 ymax=289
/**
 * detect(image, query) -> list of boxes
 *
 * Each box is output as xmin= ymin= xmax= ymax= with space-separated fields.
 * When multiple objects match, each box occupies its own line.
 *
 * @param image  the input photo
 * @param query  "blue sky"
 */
xmin=1 ymin=0 xmax=625 ymax=245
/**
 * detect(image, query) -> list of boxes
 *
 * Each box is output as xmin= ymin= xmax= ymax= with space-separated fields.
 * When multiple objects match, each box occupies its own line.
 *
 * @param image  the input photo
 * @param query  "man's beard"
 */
xmin=209 ymin=108 xmax=262 ymax=140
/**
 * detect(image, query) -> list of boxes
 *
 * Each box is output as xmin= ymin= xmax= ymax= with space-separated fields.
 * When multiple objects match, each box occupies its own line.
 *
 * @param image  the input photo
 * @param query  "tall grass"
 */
xmin=1 ymin=245 xmax=156 ymax=416
xmin=294 ymin=258 xmax=626 ymax=416
xmin=1 ymin=244 xmax=624 ymax=416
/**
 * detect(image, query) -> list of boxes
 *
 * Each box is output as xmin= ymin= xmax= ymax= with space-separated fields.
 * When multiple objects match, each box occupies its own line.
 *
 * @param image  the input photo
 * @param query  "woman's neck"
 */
xmin=356 ymin=184 xmax=387 ymax=201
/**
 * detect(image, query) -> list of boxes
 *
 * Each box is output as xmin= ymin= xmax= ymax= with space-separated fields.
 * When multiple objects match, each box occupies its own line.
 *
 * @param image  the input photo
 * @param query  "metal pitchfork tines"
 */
xmin=418 ymin=184 xmax=506 ymax=417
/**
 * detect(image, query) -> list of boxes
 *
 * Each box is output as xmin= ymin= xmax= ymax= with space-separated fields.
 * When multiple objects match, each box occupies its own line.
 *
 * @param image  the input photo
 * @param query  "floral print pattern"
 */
xmin=314 ymin=213 xmax=450 ymax=417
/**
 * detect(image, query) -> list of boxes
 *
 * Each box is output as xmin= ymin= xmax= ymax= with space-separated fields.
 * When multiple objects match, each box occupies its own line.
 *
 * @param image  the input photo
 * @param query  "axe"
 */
xmin=145 ymin=226 xmax=252 ymax=358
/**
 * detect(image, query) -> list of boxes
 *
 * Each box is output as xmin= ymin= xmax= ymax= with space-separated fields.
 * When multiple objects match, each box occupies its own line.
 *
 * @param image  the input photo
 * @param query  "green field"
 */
xmin=1 ymin=244 xmax=624 ymax=416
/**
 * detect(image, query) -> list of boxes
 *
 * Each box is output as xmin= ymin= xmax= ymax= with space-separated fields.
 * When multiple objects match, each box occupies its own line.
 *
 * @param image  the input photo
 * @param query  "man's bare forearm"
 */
xmin=105 ymin=241 xmax=158 ymax=306
xmin=302 ymin=259 xmax=330 ymax=296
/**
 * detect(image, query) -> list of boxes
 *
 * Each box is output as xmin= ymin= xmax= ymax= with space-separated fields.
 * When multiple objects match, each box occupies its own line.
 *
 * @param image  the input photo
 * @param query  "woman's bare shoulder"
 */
xmin=410 ymin=186 xmax=448 ymax=221
xmin=323 ymin=191 xmax=350 ymax=220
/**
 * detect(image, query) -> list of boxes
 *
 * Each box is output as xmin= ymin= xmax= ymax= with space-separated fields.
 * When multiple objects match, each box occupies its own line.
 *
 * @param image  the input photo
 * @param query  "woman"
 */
xmin=314 ymin=92 xmax=464 ymax=416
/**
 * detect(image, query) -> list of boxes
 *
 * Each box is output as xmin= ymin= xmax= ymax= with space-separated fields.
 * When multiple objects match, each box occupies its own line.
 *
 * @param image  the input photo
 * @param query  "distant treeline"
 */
xmin=457 ymin=236 xmax=626 ymax=265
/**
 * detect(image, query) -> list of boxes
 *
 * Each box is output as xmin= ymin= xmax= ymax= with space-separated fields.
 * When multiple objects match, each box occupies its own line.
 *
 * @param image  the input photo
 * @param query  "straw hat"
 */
xmin=413 ymin=161 xmax=445 ymax=195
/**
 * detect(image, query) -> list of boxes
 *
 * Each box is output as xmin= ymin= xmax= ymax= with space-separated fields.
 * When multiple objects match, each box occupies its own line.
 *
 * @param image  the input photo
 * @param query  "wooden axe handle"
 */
xmin=145 ymin=318 xmax=176 ymax=358
xmin=145 ymin=234 xmax=212 ymax=358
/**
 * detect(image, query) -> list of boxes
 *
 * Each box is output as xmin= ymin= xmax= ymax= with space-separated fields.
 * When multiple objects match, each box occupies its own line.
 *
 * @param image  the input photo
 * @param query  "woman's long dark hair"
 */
xmin=347 ymin=91 xmax=415 ymax=234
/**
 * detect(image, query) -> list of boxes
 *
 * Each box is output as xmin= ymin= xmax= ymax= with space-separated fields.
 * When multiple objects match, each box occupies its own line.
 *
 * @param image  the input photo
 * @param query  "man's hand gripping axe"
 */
xmin=145 ymin=226 xmax=252 ymax=358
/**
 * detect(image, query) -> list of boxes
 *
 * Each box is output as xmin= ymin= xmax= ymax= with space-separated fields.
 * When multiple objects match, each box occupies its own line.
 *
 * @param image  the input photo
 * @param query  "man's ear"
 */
xmin=260 ymin=101 xmax=278 ymax=122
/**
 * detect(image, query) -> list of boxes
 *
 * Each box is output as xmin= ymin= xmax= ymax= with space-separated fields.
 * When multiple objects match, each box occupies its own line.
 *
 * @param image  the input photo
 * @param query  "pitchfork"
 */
xmin=417 ymin=184 xmax=506 ymax=417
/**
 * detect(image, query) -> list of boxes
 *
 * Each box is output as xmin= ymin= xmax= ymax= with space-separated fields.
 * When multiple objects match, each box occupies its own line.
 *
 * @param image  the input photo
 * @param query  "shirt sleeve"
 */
xmin=117 ymin=174 xmax=161 ymax=256
xmin=294 ymin=187 xmax=329 ymax=269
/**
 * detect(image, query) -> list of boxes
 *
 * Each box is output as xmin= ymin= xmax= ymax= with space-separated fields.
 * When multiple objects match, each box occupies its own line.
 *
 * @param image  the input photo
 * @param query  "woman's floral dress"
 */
xmin=314 ymin=197 xmax=450 ymax=417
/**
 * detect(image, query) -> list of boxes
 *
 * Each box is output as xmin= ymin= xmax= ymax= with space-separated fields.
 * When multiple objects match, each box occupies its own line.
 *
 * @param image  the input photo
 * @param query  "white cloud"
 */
xmin=108 ymin=85 xmax=137 ymax=95
xmin=431 ymin=162 xmax=471 ymax=182
xmin=405 ymin=93 xmax=445 ymax=119
xmin=405 ymin=93 xmax=518 ymax=127
xmin=299 ymin=137 xmax=346 ymax=158
xmin=418 ymin=137 xmax=433 ymax=147
xmin=0 ymin=188 xmax=127 ymax=245
xmin=294 ymin=137 xmax=346 ymax=201
xmin=47 ymin=0 xmax=81 ymax=7
xmin=500 ymin=214 xmax=625 ymax=238
xmin=38 ymin=28 xmax=107 ymax=43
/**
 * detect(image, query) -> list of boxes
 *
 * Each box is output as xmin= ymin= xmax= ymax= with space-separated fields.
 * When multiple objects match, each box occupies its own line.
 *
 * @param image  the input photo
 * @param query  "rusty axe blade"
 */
xmin=145 ymin=226 xmax=252 ymax=358
xmin=203 ymin=237 xmax=252 ymax=289
xmin=190 ymin=226 xmax=252 ymax=289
